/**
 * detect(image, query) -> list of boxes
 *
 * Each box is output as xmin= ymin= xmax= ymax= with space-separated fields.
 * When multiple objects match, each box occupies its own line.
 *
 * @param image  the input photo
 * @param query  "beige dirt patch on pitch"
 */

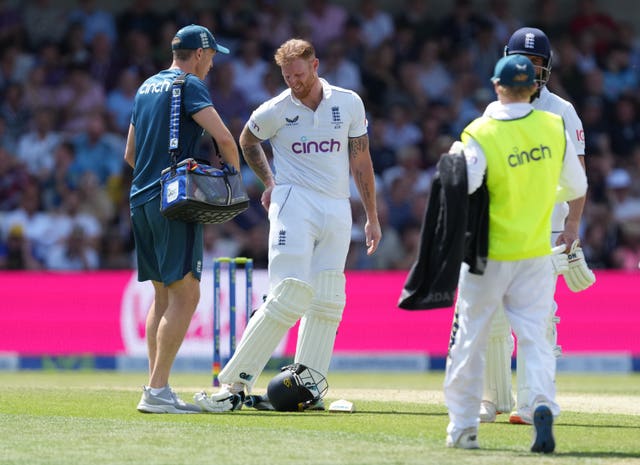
xmin=328 ymin=389 xmax=640 ymax=415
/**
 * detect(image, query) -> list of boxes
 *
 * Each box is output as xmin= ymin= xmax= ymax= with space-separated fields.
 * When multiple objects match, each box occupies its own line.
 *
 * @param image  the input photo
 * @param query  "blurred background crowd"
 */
xmin=1 ymin=0 xmax=640 ymax=272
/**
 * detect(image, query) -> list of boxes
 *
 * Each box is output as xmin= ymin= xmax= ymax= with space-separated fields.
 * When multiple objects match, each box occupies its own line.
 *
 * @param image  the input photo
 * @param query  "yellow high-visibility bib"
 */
xmin=462 ymin=110 xmax=566 ymax=260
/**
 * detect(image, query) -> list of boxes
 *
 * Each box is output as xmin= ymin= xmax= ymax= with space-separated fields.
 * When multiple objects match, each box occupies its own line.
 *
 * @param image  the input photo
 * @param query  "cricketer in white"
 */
xmin=443 ymin=54 xmax=587 ymax=452
xmin=195 ymin=39 xmax=381 ymax=412
xmin=480 ymin=27 xmax=595 ymax=427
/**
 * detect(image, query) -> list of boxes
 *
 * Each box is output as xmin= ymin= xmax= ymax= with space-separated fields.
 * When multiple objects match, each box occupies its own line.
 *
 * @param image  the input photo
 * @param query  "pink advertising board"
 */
xmin=0 ymin=270 xmax=638 ymax=357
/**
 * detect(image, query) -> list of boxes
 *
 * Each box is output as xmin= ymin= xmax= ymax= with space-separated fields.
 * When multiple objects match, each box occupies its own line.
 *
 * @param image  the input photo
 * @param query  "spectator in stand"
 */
xmin=530 ymin=0 xmax=564 ymax=40
xmin=45 ymin=224 xmax=99 ymax=271
xmin=114 ymin=29 xmax=157 ymax=84
xmin=438 ymin=0 xmax=489 ymax=55
xmin=56 ymin=60 xmax=106 ymax=135
xmin=318 ymin=39 xmax=363 ymax=94
xmin=611 ymin=223 xmax=640 ymax=270
xmin=486 ymin=0 xmax=522 ymax=44
xmin=0 ymin=83 xmax=32 ymax=145
xmin=99 ymin=225 xmax=133 ymax=269
xmin=382 ymin=103 xmax=422 ymax=151
xmin=23 ymin=0 xmax=67 ymax=51
xmin=395 ymin=0 xmax=438 ymax=43
xmin=580 ymin=97 xmax=609 ymax=156
xmin=106 ymin=68 xmax=140 ymax=135
xmin=357 ymin=0 xmax=394 ymax=50
xmin=361 ymin=40 xmax=398 ymax=115
xmin=37 ymin=42 xmax=66 ymax=87
xmin=0 ymin=224 xmax=42 ymax=270
xmin=0 ymin=147 xmax=29 ymax=211
xmin=581 ymin=206 xmax=618 ymax=268
xmin=415 ymin=39 xmax=454 ymax=101
xmin=0 ymin=0 xmax=22 ymax=44
xmin=202 ymin=224 xmax=240 ymax=267
xmin=601 ymin=43 xmax=639 ymax=101
xmin=70 ymin=112 xmax=125 ymax=186
xmin=382 ymin=144 xmax=431 ymax=197
xmin=40 ymin=140 xmax=80 ymax=210
xmin=164 ymin=0 xmax=199 ymax=30
xmin=607 ymin=95 xmax=640 ymax=161
xmin=0 ymin=44 xmax=36 ymax=91
xmin=15 ymin=106 xmax=61 ymax=181
xmin=116 ymin=0 xmax=160 ymax=42
xmin=88 ymin=31 xmax=120 ymax=92
xmin=215 ymin=0 xmax=256 ymax=41
xmin=255 ymin=0 xmax=294 ymax=51
xmin=368 ymin=118 xmax=396 ymax=175
xmin=56 ymin=188 xmax=102 ymax=251
xmin=607 ymin=167 xmax=640 ymax=226
xmin=0 ymin=114 xmax=15 ymax=153
xmin=209 ymin=61 xmax=250 ymax=122
xmin=301 ymin=0 xmax=348 ymax=54
xmin=22 ymin=64 xmax=56 ymax=111
xmin=67 ymin=0 xmax=117 ymax=46
xmin=569 ymin=0 xmax=618 ymax=61
xmin=231 ymin=39 xmax=269 ymax=108
xmin=2 ymin=178 xmax=55 ymax=263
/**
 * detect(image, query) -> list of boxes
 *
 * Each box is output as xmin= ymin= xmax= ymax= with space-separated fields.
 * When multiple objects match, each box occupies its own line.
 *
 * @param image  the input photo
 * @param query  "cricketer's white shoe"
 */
xmin=446 ymin=427 xmax=480 ymax=449
xmin=137 ymin=385 xmax=202 ymax=414
xmin=530 ymin=405 xmax=555 ymax=453
xmin=509 ymin=407 xmax=533 ymax=425
xmin=479 ymin=401 xmax=497 ymax=423
xmin=194 ymin=385 xmax=244 ymax=412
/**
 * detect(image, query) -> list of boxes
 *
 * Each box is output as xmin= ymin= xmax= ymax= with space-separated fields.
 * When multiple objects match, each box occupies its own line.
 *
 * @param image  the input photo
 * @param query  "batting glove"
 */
xmin=550 ymin=244 xmax=569 ymax=275
xmin=563 ymin=240 xmax=596 ymax=292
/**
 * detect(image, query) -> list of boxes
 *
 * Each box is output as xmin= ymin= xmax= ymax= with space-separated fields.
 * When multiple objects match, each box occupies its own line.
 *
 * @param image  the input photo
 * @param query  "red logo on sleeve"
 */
xmin=576 ymin=129 xmax=585 ymax=142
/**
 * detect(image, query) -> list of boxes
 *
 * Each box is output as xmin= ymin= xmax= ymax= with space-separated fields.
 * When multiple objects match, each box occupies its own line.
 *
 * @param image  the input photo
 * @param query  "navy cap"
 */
xmin=491 ymin=55 xmax=535 ymax=87
xmin=171 ymin=24 xmax=229 ymax=54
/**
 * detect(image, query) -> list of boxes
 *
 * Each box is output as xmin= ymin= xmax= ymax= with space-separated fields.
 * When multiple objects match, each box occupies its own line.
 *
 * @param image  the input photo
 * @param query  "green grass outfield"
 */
xmin=1 ymin=371 xmax=639 ymax=465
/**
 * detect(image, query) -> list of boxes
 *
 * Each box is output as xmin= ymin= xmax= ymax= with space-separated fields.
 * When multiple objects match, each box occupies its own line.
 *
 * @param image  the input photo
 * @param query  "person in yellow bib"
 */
xmin=443 ymin=54 xmax=587 ymax=453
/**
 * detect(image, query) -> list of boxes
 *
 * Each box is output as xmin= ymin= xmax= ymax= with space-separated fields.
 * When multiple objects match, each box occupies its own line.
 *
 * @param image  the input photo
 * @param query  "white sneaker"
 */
xmin=479 ymin=401 xmax=497 ymax=423
xmin=509 ymin=407 xmax=533 ymax=425
xmin=137 ymin=385 xmax=202 ymax=414
xmin=446 ymin=427 xmax=480 ymax=449
xmin=194 ymin=385 xmax=244 ymax=412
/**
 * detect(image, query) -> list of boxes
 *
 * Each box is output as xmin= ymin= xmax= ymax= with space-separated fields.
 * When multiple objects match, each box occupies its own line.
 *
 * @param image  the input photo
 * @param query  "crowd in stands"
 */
xmin=1 ymin=0 xmax=640 ymax=272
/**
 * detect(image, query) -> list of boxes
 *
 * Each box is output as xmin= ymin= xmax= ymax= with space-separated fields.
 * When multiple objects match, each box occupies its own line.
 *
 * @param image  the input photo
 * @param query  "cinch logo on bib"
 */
xmin=507 ymin=144 xmax=552 ymax=167
xmin=291 ymin=137 xmax=341 ymax=154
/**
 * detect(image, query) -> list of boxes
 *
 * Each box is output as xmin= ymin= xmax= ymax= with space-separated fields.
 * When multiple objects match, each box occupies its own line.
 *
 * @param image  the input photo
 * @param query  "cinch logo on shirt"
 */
xmin=292 ymin=137 xmax=341 ymax=154
xmin=139 ymin=79 xmax=172 ymax=95
xmin=508 ymin=144 xmax=552 ymax=167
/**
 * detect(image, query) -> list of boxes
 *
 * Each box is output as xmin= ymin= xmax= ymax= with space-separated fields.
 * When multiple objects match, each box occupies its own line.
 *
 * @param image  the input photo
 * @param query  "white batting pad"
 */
xmin=295 ymin=271 xmax=346 ymax=376
xmin=483 ymin=308 xmax=515 ymax=413
xmin=219 ymin=278 xmax=313 ymax=391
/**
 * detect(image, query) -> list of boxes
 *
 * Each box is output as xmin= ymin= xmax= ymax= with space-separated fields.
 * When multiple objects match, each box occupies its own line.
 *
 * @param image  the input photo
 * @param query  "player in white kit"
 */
xmin=479 ymin=27 xmax=596 ymax=425
xmin=444 ymin=54 xmax=587 ymax=452
xmin=195 ymin=38 xmax=381 ymax=412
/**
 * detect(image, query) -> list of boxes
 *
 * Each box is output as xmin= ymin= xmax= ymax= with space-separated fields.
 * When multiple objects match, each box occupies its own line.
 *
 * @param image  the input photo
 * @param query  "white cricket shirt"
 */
xmin=246 ymin=78 xmax=367 ymax=199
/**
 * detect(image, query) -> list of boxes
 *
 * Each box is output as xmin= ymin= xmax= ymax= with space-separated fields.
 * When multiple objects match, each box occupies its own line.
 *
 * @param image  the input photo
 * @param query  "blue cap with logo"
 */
xmin=491 ymin=54 xmax=535 ymax=87
xmin=171 ymin=24 xmax=230 ymax=54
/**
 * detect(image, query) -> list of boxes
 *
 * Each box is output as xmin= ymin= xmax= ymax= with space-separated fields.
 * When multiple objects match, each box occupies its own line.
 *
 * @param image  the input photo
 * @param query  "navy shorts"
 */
xmin=131 ymin=195 xmax=203 ymax=286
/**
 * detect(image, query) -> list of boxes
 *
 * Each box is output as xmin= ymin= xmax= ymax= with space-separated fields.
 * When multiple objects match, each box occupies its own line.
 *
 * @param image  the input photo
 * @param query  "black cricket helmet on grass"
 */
xmin=505 ymin=27 xmax=552 ymax=88
xmin=267 ymin=363 xmax=328 ymax=411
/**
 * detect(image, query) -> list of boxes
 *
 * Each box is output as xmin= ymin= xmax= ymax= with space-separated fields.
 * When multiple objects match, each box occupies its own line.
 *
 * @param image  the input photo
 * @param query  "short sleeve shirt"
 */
xmin=246 ymin=78 xmax=367 ymax=198
xmin=129 ymin=69 xmax=213 ymax=207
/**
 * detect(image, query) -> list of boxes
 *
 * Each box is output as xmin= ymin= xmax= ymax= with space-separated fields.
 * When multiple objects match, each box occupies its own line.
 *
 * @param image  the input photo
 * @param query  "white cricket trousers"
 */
xmin=267 ymin=184 xmax=352 ymax=286
xmin=444 ymin=257 xmax=560 ymax=434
